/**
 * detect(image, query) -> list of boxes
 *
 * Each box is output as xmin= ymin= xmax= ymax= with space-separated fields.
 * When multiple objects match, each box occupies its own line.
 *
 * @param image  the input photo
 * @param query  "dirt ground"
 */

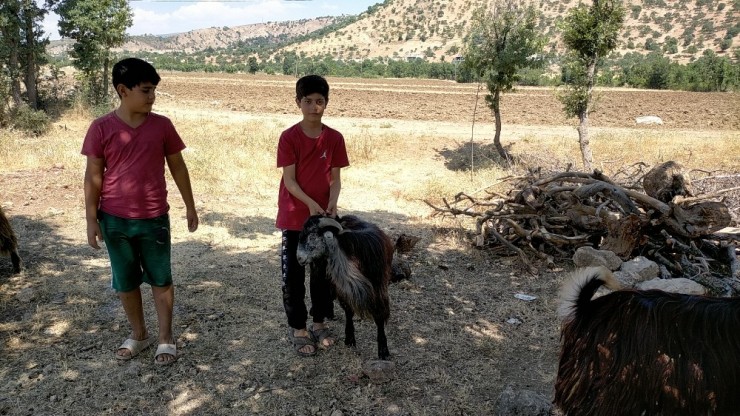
xmin=0 ymin=74 xmax=738 ymax=416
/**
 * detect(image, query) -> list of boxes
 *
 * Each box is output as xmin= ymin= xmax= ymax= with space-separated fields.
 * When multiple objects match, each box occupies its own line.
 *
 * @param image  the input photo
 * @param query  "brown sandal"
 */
xmin=288 ymin=329 xmax=317 ymax=357
xmin=309 ymin=325 xmax=337 ymax=350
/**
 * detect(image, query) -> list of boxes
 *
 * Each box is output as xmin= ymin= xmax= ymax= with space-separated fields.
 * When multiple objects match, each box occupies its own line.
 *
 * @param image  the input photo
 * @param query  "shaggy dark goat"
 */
xmin=296 ymin=215 xmax=393 ymax=359
xmin=0 ymin=207 xmax=22 ymax=274
xmin=554 ymin=266 xmax=740 ymax=416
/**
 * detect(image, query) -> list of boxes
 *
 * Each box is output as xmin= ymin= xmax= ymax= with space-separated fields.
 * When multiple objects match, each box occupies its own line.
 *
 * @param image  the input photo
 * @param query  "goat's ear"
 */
xmin=323 ymin=230 xmax=335 ymax=241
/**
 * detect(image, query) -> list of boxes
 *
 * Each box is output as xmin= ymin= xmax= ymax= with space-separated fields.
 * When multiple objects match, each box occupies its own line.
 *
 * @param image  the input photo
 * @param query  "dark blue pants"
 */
xmin=281 ymin=230 xmax=334 ymax=330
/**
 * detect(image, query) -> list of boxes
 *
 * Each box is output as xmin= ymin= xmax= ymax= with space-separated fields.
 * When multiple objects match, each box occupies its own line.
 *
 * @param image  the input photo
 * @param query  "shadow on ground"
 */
xmin=1 ymin=207 xmax=562 ymax=415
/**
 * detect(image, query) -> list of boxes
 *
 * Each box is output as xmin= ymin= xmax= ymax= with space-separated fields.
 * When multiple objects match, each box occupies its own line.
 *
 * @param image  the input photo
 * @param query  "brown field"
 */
xmin=1 ymin=74 xmax=738 ymax=416
xmin=159 ymin=73 xmax=740 ymax=130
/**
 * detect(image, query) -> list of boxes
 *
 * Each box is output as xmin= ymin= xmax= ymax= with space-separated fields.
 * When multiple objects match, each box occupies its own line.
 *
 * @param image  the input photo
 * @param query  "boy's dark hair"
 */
xmin=112 ymin=57 xmax=161 ymax=91
xmin=296 ymin=75 xmax=329 ymax=101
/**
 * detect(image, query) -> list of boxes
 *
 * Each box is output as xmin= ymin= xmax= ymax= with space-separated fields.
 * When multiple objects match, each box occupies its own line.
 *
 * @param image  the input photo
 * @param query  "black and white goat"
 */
xmin=554 ymin=266 xmax=740 ymax=416
xmin=296 ymin=215 xmax=393 ymax=359
xmin=0 ymin=207 xmax=22 ymax=274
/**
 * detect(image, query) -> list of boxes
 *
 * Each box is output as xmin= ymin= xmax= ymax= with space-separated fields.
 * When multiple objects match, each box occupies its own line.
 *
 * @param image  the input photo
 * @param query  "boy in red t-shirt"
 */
xmin=276 ymin=75 xmax=350 ymax=357
xmin=82 ymin=58 xmax=198 ymax=365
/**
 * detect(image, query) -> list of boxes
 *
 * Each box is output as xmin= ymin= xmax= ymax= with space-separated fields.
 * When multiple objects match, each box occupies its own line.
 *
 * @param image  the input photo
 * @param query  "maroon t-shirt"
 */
xmin=276 ymin=123 xmax=350 ymax=230
xmin=81 ymin=112 xmax=186 ymax=219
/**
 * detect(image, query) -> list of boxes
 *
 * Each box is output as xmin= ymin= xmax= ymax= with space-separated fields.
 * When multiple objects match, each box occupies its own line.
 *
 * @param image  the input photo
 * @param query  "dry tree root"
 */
xmin=426 ymin=163 xmax=740 ymax=294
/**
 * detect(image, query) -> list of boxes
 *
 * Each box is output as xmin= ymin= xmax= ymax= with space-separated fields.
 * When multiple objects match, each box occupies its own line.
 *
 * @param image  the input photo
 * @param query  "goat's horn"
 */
xmin=318 ymin=217 xmax=343 ymax=232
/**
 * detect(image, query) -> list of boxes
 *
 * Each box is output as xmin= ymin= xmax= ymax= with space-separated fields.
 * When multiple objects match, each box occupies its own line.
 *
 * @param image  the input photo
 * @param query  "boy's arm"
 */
xmin=282 ymin=164 xmax=325 ymax=215
xmin=84 ymin=156 xmax=104 ymax=249
xmin=166 ymin=152 xmax=199 ymax=232
xmin=326 ymin=167 xmax=342 ymax=218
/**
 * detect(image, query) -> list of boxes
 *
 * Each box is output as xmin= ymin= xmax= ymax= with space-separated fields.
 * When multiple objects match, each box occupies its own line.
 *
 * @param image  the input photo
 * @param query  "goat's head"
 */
xmin=296 ymin=215 xmax=344 ymax=266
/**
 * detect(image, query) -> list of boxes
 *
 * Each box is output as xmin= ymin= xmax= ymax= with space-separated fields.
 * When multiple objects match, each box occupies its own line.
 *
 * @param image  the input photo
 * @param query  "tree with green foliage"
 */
xmin=687 ymin=49 xmax=735 ymax=91
xmin=462 ymin=0 xmax=546 ymax=163
xmin=247 ymin=56 xmax=259 ymax=74
xmin=0 ymin=0 xmax=49 ymax=111
xmin=558 ymin=0 xmax=624 ymax=172
xmin=55 ymin=0 xmax=132 ymax=104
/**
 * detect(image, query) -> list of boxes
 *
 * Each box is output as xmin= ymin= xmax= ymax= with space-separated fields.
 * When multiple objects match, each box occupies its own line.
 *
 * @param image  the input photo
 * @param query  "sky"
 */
xmin=41 ymin=0 xmax=382 ymax=40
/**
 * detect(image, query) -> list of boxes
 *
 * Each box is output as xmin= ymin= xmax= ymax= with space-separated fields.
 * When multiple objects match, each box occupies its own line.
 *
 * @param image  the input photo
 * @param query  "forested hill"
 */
xmin=47 ymin=0 xmax=739 ymax=64
xmin=278 ymin=0 xmax=740 ymax=61
xmin=277 ymin=0 xmax=739 ymax=63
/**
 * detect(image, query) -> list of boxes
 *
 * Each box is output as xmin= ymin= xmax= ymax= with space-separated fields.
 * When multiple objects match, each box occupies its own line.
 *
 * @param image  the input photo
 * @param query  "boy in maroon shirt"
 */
xmin=276 ymin=75 xmax=349 ymax=356
xmin=82 ymin=58 xmax=198 ymax=365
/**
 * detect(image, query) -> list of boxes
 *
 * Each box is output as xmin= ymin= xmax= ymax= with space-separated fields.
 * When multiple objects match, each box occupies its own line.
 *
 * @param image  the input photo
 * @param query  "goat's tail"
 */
xmin=557 ymin=266 xmax=621 ymax=321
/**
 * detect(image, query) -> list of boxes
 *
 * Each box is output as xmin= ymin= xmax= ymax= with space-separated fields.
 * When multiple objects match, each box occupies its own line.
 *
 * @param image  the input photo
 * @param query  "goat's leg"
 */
xmin=10 ymin=250 xmax=21 ymax=274
xmin=340 ymin=300 xmax=356 ymax=347
xmin=374 ymin=315 xmax=389 ymax=359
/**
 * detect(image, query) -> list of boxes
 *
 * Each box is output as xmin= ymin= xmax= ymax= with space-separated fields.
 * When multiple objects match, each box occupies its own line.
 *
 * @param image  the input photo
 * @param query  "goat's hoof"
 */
xmin=344 ymin=339 xmax=356 ymax=347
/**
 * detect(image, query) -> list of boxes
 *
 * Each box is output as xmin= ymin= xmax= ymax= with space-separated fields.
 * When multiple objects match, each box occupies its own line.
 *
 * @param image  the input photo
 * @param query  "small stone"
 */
xmin=386 ymin=404 xmax=402 ymax=414
xmin=362 ymin=360 xmax=396 ymax=384
xmin=16 ymin=287 xmax=37 ymax=303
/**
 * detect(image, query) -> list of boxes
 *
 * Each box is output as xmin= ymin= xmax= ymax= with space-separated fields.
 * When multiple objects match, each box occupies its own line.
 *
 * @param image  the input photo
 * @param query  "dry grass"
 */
xmin=1 ymin=76 xmax=738 ymax=416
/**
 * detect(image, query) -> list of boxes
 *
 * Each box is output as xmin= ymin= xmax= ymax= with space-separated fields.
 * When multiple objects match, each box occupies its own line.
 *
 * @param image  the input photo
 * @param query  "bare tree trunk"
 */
xmin=103 ymin=53 xmax=110 ymax=101
xmin=577 ymin=112 xmax=592 ymax=171
xmin=578 ymin=58 xmax=597 ymax=172
xmin=23 ymin=5 xmax=38 ymax=109
xmin=491 ymin=88 xmax=512 ymax=164
xmin=8 ymin=42 xmax=23 ymax=107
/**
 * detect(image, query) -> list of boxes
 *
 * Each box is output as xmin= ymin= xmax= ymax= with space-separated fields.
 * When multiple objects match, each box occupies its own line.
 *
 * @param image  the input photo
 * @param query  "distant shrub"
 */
xmin=645 ymin=38 xmax=660 ymax=51
xmin=11 ymin=105 xmax=51 ymax=136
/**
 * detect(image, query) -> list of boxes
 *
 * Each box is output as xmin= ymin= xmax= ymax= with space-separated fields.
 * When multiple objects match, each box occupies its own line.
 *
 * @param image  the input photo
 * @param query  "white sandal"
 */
xmin=116 ymin=336 xmax=155 ymax=360
xmin=154 ymin=343 xmax=178 ymax=365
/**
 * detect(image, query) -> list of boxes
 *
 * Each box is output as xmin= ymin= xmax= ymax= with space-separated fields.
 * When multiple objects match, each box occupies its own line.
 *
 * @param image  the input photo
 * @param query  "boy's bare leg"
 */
xmin=117 ymin=287 xmax=149 ymax=358
xmin=151 ymin=284 xmax=176 ymax=364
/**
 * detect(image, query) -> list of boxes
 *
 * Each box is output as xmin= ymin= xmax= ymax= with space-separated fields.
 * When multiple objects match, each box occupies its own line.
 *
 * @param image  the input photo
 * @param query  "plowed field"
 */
xmin=159 ymin=72 xmax=739 ymax=130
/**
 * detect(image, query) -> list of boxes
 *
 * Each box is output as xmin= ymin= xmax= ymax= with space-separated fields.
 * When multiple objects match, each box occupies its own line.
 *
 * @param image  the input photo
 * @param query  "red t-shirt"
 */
xmin=276 ymin=123 xmax=350 ymax=230
xmin=81 ymin=112 xmax=186 ymax=219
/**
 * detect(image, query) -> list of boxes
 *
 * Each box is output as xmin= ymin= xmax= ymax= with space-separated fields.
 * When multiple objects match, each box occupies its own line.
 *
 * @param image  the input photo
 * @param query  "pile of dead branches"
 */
xmin=426 ymin=162 xmax=740 ymax=295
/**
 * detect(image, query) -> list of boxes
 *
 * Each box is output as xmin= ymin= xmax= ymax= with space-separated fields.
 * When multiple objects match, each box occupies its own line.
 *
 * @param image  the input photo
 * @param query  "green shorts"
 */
xmin=98 ymin=211 xmax=172 ymax=292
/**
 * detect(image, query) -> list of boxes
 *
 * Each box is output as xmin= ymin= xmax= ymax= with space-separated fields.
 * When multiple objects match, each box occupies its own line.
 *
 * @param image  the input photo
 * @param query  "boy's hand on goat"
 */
xmin=307 ymin=201 xmax=325 ymax=216
xmin=325 ymin=202 xmax=338 ymax=217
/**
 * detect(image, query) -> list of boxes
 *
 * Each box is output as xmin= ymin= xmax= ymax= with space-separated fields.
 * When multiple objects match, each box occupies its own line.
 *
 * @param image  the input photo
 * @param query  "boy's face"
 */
xmin=296 ymin=93 xmax=327 ymax=122
xmin=117 ymin=81 xmax=157 ymax=113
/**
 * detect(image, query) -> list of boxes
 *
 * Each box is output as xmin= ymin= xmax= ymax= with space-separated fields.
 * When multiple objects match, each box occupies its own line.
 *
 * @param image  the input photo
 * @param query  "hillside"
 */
xmin=122 ymin=17 xmax=345 ymax=54
xmin=47 ymin=0 xmax=739 ymax=64
xmin=279 ymin=0 xmax=739 ymax=63
xmin=46 ymin=16 xmax=345 ymax=56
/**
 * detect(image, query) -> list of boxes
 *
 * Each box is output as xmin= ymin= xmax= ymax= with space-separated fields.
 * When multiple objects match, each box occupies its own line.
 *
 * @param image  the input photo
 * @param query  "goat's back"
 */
xmin=555 ymin=267 xmax=740 ymax=416
xmin=338 ymin=215 xmax=394 ymax=276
